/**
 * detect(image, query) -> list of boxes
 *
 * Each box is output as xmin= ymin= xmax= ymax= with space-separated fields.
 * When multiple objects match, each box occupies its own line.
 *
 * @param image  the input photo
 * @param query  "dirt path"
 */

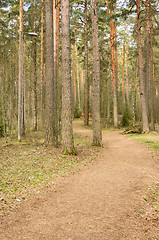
xmin=0 ymin=124 xmax=159 ymax=240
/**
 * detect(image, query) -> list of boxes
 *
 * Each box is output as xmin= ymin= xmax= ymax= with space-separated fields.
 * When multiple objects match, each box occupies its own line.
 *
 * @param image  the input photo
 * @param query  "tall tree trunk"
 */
xmin=56 ymin=1 xmax=60 ymax=127
xmin=61 ymin=0 xmax=75 ymax=154
xmin=40 ymin=0 xmax=44 ymax=122
xmin=45 ymin=0 xmax=55 ymax=144
xmin=101 ymin=48 xmax=104 ymax=117
xmin=72 ymin=27 xmax=76 ymax=118
xmin=53 ymin=0 xmax=58 ymax=143
xmin=125 ymin=57 xmax=129 ymax=106
xmin=76 ymin=53 xmax=81 ymax=110
xmin=32 ymin=0 xmax=37 ymax=131
xmin=18 ymin=0 xmax=23 ymax=141
xmin=137 ymin=0 xmax=149 ymax=132
xmin=114 ymin=1 xmax=118 ymax=103
xmin=107 ymin=57 xmax=111 ymax=123
xmin=132 ymin=61 xmax=136 ymax=127
xmin=84 ymin=0 xmax=89 ymax=126
xmin=145 ymin=0 xmax=150 ymax=115
xmin=149 ymin=1 xmax=155 ymax=130
xmin=91 ymin=0 xmax=102 ymax=146
xmin=106 ymin=1 xmax=118 ymax=128
xmin=21 ymin=38 xmax=25 ymax=136
xmin=122 ymin=25 xmax=126 ymax=110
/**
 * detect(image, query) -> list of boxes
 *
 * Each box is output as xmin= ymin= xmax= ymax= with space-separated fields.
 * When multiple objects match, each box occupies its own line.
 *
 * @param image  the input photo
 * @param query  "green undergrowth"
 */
xmin=129 ymin=132 xmax=159 ymax=152
xmin=73 ymin=132 xmax=92 ymax=146
xmin=141 ymin=183 xmax=159 ymax=226
xmin=0 ymin=130 xmax=98 ymax=212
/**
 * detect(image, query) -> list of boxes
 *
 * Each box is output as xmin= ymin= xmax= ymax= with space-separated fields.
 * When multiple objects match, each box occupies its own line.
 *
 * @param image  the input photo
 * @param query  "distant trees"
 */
xmin=0 ymin=0 xmax=159 ymax=147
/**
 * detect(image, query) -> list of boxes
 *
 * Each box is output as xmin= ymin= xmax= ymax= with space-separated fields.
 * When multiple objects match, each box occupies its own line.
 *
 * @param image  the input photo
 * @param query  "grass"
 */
xmin=129 ymin=132 xmax=159 ymax=152
xmin=0 ymin=130 xmax=98 ymax=212
xmin=128 ymin=132 xmax=159 ymax=220
xmin=142 ymin=183 xmax=159 ymax=218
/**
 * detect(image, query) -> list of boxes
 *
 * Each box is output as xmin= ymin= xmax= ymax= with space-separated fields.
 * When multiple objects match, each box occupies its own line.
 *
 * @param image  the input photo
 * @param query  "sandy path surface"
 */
xmin=0 ymin=124 xmax=159 ymax=239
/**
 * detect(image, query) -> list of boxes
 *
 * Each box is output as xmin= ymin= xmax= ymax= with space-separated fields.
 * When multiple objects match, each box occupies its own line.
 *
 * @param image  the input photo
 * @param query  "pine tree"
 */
xmin=61 ymin=0 xmax=75 ymax=154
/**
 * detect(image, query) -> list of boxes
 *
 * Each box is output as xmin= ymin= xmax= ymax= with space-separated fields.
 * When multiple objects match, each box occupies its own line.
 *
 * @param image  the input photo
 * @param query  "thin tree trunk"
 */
xmin=76 ymin=53 xmax=80 ymax=110
xmin=145 ymin=0 xmax=150 ymax=113
xmin=114 ymin=1 xmax=118 ymax=102
xmin=32 ymin=0 xmax=37 ymax=131
xmin=18 ymin=0 xmax=23 ymax=141
xmin=101 ymin=48 xmax=104 ymax=117
xmin=122 ymin=25 xmax=126 ymax=110
xmin=53 ymin=0 xmax=58 ymax=143
xmin=132 ymin=62 xmax=136 ymax=127
xmin=21 ymin=38 xmax=25 ymax=135
xmin=106 ymin=1 xmax=118 ymax=128
xmin=84 ymin=0 xmax=89 ymax=126
xmin=45 ymin=0 xmax=55 ymax=144
xmin=125 ymin=51 xmax=129 ymax=106
xmin=61 ymin=0 xmax=75 ymax=154
xmin=56 ymin=1 xmax=60 ymax=126
xmin=91 ymin=0 xmax=102 ymax=146
xmin=72 ymin=27 xmax=76 ymax=118
xmin=149 ymin=1 xmax=155 ymax=130
xmin=107 ymin=57 xmax=111 ymax=123
xmin=40 ymin=0 xmax=44 ymax=122
xmin=137 ymin=0 xmax=149 ymax=132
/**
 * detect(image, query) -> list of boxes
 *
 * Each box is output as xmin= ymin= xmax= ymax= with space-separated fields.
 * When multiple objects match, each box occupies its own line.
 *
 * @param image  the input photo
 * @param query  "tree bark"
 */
xmin=114 ymin=1 xmax=118 ymax=103
xmin=56 ymin=1 xmax=60 ymax=127
xmin=32 ymin=0 xmax=37 ymax=131
xmin=18 ymin=0 xmax=23 ymax=141
xmin=61 ymin=0 xmax=75 ymax=154
xmin=40 ymin=0 xmax=44 ymax=122
xmin=53 ymin=0 xmax=58 ymax=143
xmin=106 ymin=1 xmax=118 ymax=128
xmin=45 ymin=0 xmax=55 ymax=144
xmin=84 ymin=0 xmax=89 ymax=126
xmin=91 ymin=0 xmax=102 ymax=146
xmin=145 ymin=0 xmax=150 ymax=114
xmin=122 ymin=25 xmax=126 ymax=110
xmin=149 ymin=1 xmax=155 ymax=130
xmin=72 ymin=27 xmax=76 ymax=118
xmin=137 ymin=0 xmax=149 ymax=132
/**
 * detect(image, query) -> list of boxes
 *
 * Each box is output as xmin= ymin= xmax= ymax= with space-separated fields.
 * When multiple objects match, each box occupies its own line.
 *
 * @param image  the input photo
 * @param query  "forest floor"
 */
xmin=0 ymin=120 xmax=159 ymax=240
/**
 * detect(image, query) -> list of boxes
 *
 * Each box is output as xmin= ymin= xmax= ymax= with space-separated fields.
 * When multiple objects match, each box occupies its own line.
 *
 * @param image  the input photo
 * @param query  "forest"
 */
xmin=0 ymin=0 xmax=159 ymax=238
xmin=0 ymin=0 xmax=158 ymax=152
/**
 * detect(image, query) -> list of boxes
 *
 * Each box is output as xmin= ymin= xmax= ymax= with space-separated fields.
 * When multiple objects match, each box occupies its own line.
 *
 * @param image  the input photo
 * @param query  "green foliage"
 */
xmin=121 ymin=106 xmax=130 ymax=127
xmin=0 ymin=123 xmax=4 ymax=137
xmin=129 ymin=132 xmax=159 ymax=152
xmin=74 ymin=105 xmax=81 ymax=119
xmin=62 ymin=147 xmax=77 ymax=156
xmin=0 ymin=106 xmax=4 ymax=137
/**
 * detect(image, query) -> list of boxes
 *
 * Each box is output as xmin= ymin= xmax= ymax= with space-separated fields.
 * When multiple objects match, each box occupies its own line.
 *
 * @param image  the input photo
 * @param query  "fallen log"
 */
xmin=124 ymin=128 xmax=141 ymax=134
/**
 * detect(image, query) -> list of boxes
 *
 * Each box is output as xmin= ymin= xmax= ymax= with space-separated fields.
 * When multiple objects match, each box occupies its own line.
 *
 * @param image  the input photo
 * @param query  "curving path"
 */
xmin=0 ymin=122 xmax=159 ymax=239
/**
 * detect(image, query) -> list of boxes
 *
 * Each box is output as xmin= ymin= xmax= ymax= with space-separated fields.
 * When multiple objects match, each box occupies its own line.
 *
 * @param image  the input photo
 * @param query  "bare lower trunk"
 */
xmin=61 ymin=0 xmax=75 ymax=154
xmin=18 ymin=0 xmax=23 ymax=141
xmin=137 ymin=0 xmax=149 ymax=132
xmin=149 ymin=1 xmax=155 ymax=130
xmin=84 ymin=0 xmax=89 ymax=126
xmin=32 ymin=39 xmax=37 ymax=131
xmin=145 ymin=0 xmax=150 ymax=113
xmin=40 ymin=0 xmax=44 ymax=123
xmin=106 ymin=1 xmax=118 ymax=128
xmin=91 ymin=0 xmax=102 ymax=146
xmin=122 ymin=25 xmax=126 ymax=110
xmin=45 ymin=0 xmax=55 ymax=144
xmin=53 ymin=0 xmax=58 ymax=143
